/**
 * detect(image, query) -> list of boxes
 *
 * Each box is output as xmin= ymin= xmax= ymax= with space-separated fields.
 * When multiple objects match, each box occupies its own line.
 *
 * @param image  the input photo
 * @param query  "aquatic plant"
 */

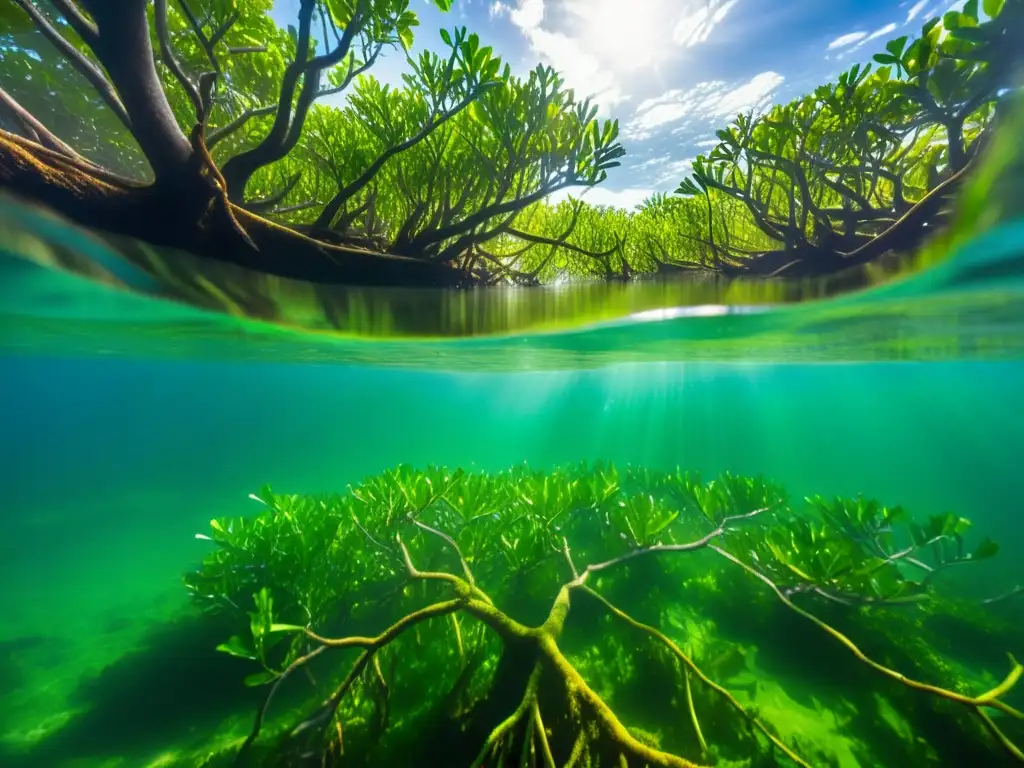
xmin=187 ymin=463 xmax=1024 ymax=766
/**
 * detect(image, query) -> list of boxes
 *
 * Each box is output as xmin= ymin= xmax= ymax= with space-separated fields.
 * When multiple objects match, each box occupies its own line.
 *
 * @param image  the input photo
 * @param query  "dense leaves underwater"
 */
xmin=171 ymin=463 xmax=1024 ymax=766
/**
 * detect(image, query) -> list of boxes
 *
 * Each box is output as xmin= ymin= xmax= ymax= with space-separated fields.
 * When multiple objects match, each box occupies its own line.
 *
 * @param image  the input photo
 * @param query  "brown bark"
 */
xmin=0 ymin=132 xmax=466 ymax=287
xmin=79 ymin=0 xmax=195 ymax=180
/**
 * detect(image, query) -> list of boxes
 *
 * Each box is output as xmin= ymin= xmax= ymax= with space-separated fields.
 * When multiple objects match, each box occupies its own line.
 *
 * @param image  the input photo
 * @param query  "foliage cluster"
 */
xmin=1 ymin=0 xmax=1017 ymax=285
xmin=186 ymin=463 xmax=1024 ymax=766
xmin=665 ymin=0 xmax=1020 ymax=276
xmin=484 ymin=0 xmax=1022 ymax=281
xmin=0 ymin=0 xmax=623 ymax=285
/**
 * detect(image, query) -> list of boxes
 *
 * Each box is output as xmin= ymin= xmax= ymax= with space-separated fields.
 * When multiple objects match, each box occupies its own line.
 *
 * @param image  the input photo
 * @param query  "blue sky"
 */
xmin=271 ymin=0 xmax=962 ymax=209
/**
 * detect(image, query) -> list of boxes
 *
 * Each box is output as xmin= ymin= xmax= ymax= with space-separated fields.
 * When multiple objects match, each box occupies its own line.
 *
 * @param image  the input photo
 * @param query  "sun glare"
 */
xmin=569 ymin=0 xmax=672 ymax=72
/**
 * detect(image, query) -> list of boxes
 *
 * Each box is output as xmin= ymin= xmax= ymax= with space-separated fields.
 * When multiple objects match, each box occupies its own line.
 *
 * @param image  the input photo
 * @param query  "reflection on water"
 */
xmin=2 ymin=191 xmax=1024 ymax=368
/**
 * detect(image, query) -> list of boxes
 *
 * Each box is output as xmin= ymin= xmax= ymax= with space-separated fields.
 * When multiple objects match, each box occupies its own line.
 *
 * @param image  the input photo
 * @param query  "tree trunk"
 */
xmin=80 ymin=0 xmax=194 ymax=180
xmin=945 ymin=119 xmax=966 ymax=173
xmin=0 ymin=132 xmax=467 ymax=288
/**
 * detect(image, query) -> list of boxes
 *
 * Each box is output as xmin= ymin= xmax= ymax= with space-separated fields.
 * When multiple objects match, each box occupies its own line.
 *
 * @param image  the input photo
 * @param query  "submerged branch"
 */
xmin=583 ymin=506 xmax=772 ymax=575
xmin=710 ymin=545 xmax=1024 ymax=762
xmin=582 ymin=586 xmax=811 ymax=768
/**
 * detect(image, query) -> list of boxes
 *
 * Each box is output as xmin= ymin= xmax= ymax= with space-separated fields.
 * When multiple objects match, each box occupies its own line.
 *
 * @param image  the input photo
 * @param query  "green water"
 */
xmin=1 ymin=206 xmax=1024 ymax=766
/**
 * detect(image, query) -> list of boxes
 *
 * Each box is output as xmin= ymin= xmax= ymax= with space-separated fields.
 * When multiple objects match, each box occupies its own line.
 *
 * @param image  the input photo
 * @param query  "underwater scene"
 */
xmin=2 ymin=0 xmax=1024 ymax=766
xmin=3 ymin=209 xmax=1024 ymax=768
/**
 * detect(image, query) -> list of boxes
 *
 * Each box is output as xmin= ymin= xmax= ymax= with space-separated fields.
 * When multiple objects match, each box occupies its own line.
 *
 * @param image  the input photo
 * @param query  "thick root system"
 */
xmin=0 ymin=131 xmax=467 ymax=287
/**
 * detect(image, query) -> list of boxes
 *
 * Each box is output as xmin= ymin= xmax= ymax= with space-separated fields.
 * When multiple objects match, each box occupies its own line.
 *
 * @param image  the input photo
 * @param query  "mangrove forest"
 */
xmin=0 ymin=0 xmax=1020 ymax=284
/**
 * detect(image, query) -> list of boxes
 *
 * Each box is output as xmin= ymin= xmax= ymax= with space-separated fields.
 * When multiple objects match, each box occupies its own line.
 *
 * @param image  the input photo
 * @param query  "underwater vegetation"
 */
xmin=182 ymin=463 xmax=1024 ymax=766
xmin=0 ymin=0 xmax=1019 ymax=285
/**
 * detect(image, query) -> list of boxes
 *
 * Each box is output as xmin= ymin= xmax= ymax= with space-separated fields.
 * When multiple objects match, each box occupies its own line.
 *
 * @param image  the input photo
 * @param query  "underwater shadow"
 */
xmin=20 ymin=609 xmax=263 ymax=766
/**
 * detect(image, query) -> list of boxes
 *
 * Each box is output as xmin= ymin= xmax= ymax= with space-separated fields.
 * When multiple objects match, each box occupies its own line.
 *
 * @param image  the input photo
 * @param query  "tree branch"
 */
xmin=0 ymin=87 xmax=91 ymax=164
xmin=11 ymin=0 xmax=132 ymax=130
xmin=155 ymin=0 xmax=202 ymax=117
xmin=710 ymin=543 xmax=1024 ymax=762
xmin=208 ymin=11 xmax=238 ymax=48
xmin=220 ymin=0 xmax=372 ymax=199
xmin=267 ymin=199 xmax=320 ymax=215
xmin=206 ymin=104 xmax=277 ymax=149
xmin=314 ymin=86 xmax=484 ymax=230
xmin=579 ymin=585 xmax=812 ymax=768
xmin=408 ymin=176 xmax=578 ymax=254
xmin=174 ymin=0 xmax=226 ymax=75
xmin=48 ymin=0 xmax=97 ymax=45
xmin=504 ymin=226 xmax=620 ymax=261
xmin=243 ymin=171 xmax=302 ymax=212
xmin=582 ymin=506 xmax=771 ymax=576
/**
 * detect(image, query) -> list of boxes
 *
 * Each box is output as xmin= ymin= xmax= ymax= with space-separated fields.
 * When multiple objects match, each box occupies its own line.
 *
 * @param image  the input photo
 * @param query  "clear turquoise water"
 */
xmin=0 ymin=206 xmax=1023 ymax=765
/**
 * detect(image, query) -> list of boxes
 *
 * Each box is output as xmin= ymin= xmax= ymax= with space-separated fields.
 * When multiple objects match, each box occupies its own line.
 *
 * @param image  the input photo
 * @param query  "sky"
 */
xmin=271 ymin=0 xmax=965 ymax=210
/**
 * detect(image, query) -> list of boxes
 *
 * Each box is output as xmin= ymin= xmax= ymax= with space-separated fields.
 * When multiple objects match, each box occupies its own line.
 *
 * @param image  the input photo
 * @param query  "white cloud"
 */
xmin=695 ymin=139 xmax=719 ymax=147
xmin=827 ymin=31 xmax=868 ymax=50
xmin=549 ymin=186 xmax=655 ymax=210
xmin=492 ymin=0 xmax=625 ymax=111
xmin=491 ymin=0 xmax=743 ymax=113
xmin=510 ymin=0 xmax=545 ymax=28
xmin=672 ymin=0 xmax=741 ymax=47
xmin=864 ymin=22 xmax=899 ymax=43
xmin=636 ymin=154 xmax=673 ymax=170
xmin=906 ymin=0 xmax=929 ymax=22
xmin=715 ymin=71 xmax=784 ymax=116
xmin=625 ymin=72 xmax=783 ymax=141
xmin=652 ymin=158 xmax=697 ymax=187
xmin=832 ymin=21 xmax=901 ymax=58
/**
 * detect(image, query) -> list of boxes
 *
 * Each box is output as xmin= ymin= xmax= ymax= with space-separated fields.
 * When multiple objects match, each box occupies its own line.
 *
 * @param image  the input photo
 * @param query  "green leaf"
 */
xmin=647 ymin=510 xmax=679 ymax=539
xmin=972 ymin=538 xmax=999 ymax=560
xmin=948 ymin=26 xmax=989 ymax=42
xmin=433 ymin=0 xmax=453 ymax=11
xmin=216 ymin=636 xmax=256 ymax=660
xmin=0 ymin=2 xmax=36 ymax=33
xmin=885 ymin=35 xmax=909 ymax=58
xmin=269 ymin=623 xmax=306 ymax=633
xmin=244 ymin=670 xmax=278 ymax=687
xmin=983 ymin=0 xmax=1005 ymax=17
xmin=467 ymin=100 xmax=485 ymax=124
xmin=439 ymin=28 xmax=452 ymax=46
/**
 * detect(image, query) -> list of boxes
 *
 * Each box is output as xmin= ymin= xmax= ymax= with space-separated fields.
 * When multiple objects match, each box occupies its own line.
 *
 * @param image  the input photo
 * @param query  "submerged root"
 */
xmin=220 ymin=471 xmax=1023 ymax=767
xmin=711 ymin=545 xmax=1024 ymax=763
xmin=237 ymin=540 xmax=707 ymax=768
